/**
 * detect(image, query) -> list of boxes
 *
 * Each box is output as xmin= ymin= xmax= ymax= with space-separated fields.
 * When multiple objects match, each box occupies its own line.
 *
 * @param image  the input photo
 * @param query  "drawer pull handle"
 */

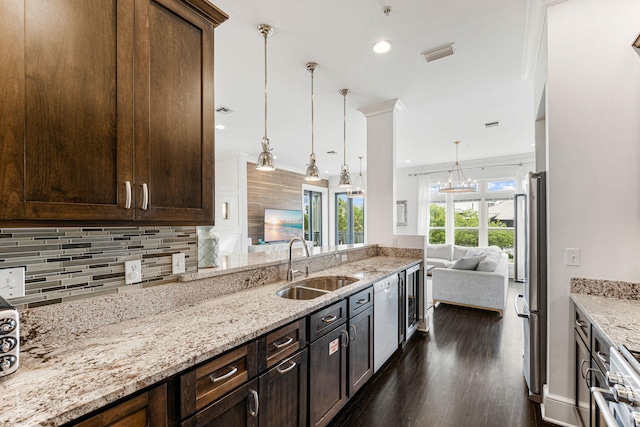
xmin=575 ymin=319 xmax=587 ymax=329
xmin=356 ymin=298 xmax=368 ymax=305
xmin=210 ymin=366 xmax=238 ymax=383
xmin=597 ymin=350 xmax=608 ymax=364
xmin=322 ymin=315 xmax=338 ymax=323
xmin=276 ymin=360 xmax=297 ymax=374
xmin=273 ymin=336 xmax=295 ymax=349
xmin=249 ymin=389 xmax=259 ymax=417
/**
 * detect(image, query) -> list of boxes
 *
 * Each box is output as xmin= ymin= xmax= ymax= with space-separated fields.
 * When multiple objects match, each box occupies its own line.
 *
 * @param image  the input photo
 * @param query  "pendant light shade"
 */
xmin=256 ymin=24 xmax=276 ymax=171
xmin=338 ymin=89 xmax=352 ymax=188
xmin=347 ymin=156 xmax=366 ymax=198
xmin=304 ymin=62 xmax=321 ymax=181
xmin=438 ymin=141 xmax=478 ymax=193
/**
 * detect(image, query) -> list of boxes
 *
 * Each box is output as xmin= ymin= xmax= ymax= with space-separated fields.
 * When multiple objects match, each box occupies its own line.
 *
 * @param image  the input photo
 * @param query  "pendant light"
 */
xmin=256 ymin=24 xmax=276 ymax=171
xmin=338 ymin=89 xmax=352 ymax=188
xmin=348 ymin=157 xmax=366 ymax=198
xmin=304 ymin=62 xmax=321 ymax=181
xmin=438 ymin=141 xmax=478 ymax=193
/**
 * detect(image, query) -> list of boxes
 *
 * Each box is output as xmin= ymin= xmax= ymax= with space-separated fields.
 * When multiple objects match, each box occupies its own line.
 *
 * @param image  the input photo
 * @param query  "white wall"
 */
xmin=213 ymin=153 xmax=248 ymax=254
xmin=542 ymin=0 xmax=640 ymax=424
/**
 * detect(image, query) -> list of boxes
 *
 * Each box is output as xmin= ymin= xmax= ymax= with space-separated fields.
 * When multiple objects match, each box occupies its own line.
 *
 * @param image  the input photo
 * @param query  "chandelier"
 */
xmin=438 ymin=141 xmax=477 ymax=193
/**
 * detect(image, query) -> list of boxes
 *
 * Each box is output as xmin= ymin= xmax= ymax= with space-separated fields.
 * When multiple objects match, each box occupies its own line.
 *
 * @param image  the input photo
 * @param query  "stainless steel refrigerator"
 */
xmin=514 ymin=171 xmax=547 ymax=403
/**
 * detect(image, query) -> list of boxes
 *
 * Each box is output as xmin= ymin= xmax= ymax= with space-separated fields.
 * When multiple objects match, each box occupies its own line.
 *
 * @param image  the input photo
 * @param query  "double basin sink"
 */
xmin=277 ymin=276 xmax=358 ymax=300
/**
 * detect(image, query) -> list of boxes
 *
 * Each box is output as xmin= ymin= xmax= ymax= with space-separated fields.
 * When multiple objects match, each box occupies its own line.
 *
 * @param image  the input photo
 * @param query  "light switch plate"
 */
xmin=125 ymin=260 xmax=142 ymax=284
xmin=0 ymin=267 xmax=25 ymax=299
xmin=172 ymin=253 xmax=186 ymax=275
xmin=566 ymin=248 xmax=581 ymax=266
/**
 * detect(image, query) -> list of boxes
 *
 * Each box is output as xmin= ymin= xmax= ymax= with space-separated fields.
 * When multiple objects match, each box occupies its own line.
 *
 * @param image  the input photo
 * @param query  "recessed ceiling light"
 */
xmin=215 ymin=124 xmax=225 ymax=130
xmin=373 ymin=40 xmax=392 ymax=54
xmin=531 ymin=143 xmax=535 ymax=147
xmin=273 ymin=156 xmax=278 ymax=159
xmin=405 ymin=160 xmax=411 ymax=163
xmin=324 ymin=170 xmax=330 ymax=173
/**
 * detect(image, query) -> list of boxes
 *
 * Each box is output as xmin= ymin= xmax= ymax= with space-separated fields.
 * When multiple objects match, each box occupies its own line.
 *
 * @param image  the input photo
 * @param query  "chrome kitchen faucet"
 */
xmin=287 ymin=237 xmax=310 ymax=281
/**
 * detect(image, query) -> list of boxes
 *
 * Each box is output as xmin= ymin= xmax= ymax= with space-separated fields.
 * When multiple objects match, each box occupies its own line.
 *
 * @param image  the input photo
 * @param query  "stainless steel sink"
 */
xmin=276 ymin=286 xmax=328 ymax=300
xmin=296 ymin=276 xmax=357 ymax=291
xmin=276 ymin=276 xmax=358 ymax=300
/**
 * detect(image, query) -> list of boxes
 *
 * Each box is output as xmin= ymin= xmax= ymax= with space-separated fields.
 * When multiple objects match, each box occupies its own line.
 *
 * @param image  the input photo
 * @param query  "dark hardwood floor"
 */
xmin=329 ymin=280 xmax=556 ymax=427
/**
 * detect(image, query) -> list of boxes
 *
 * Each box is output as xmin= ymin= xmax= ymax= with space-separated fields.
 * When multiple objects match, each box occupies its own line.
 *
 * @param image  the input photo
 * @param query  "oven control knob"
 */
xmin=0 ymin=355 xmax=16 ymax=371
xmin=614 ymin=384 xmax=638 ymax=406
xmin=607 ymin=371 xmax=626 ymax=386
xmin=0 ymin=319 xmax=17 ymax=334
xmin=0 ymin=337 xmax=16 ymax=353
xmin=632 ymin=412 xmax=640 ymax=427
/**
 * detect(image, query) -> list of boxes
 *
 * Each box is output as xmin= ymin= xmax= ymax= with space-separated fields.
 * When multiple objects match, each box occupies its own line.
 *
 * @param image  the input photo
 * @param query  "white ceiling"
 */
xmin=212 ymin=0 xmax=534 ymax=177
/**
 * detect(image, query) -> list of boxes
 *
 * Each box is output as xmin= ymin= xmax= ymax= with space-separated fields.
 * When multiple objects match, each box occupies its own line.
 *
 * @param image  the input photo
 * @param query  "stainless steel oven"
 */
xmin=590 ymin=346 xmax=640 ymax=427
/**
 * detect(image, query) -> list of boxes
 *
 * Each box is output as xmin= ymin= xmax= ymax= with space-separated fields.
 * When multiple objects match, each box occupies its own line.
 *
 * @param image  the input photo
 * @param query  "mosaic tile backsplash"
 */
xmin=0 ymin=227 xmax=197 ymax=309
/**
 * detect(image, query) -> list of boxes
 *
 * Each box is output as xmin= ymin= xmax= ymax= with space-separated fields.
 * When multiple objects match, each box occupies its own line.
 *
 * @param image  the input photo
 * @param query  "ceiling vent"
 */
xmin=421 ymin=43 xmax=456 ymax=63
xmin=484 ymin=121 xmax=500 ymax=128
xmin=215 ymin=105 xmax=234 ymax=114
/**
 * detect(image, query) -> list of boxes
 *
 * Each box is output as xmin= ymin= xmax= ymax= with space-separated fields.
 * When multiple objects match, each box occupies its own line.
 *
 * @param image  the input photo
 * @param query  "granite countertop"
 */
xmin=570 ymin=292 xmax=640 ymax=350
xmin=0 ymin=255 xmax=420 ymax=427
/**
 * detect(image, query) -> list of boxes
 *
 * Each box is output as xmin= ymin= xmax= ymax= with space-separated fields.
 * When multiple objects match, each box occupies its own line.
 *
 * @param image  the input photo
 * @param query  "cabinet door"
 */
xmin=134 ymin=0 xmax=214 ymax=223
xmin=0 ymin=0 xmax=135 ymax=222
xmin=73 ymin=383 xmax=167 ymax=427
xmin=574 ymin=329 xmax=590 ymax=427
xmin=348 ymin=306 xmax=374 ymax=397
xmin=182 ymin=378 xmax=259 ymax=427
xmin=259 ymin=349 xmax=308 ymax=427
xmin=309 ymin=324 xmax=348 ymax=427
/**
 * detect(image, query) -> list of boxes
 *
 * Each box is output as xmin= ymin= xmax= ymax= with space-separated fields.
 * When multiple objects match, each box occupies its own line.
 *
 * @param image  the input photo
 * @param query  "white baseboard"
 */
xmin=542 ymin=385 xmax=579 ymax=427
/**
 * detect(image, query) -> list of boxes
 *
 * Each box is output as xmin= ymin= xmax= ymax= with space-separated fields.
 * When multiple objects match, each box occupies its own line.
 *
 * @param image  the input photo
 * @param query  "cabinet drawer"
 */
xmin=574 ymin=305 xmax=590 ymax=345
xmin=348 ymin=286 xmax=373 ymax=318
xmin=309 ymin=300 xmax=347 ymax=342
xmin=180 ymin=341 xmax=258 ymax=419
xmin=592 ymin=328 xmax=610 ymax=371
xmin=258 ymin=318 xmax=307 ymax=371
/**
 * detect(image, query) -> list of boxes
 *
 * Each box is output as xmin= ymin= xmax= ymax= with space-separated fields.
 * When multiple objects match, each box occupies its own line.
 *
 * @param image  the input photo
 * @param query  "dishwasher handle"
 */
xmin=514 ymin=294 xmax=529 ymax=319
xmin=591 ymin=387 xmax=618 ymax=427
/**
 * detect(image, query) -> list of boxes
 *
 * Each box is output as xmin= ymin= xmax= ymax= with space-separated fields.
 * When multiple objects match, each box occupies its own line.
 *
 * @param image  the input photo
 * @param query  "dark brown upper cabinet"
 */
xmin=0 ymin=0 xmax=227 ymax=225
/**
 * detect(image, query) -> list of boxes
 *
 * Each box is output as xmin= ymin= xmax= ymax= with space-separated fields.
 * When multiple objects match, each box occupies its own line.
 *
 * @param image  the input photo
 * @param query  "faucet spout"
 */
xmin=288 ymin=237 xmax=310 ymax=281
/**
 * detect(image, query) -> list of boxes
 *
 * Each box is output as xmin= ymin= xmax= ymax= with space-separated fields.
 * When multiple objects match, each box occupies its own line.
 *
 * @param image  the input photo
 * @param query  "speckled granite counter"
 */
xmin=570 ymin=277 xmax=640 ymax=351
xmin=0 ymin=255 xmax=421 ymax=427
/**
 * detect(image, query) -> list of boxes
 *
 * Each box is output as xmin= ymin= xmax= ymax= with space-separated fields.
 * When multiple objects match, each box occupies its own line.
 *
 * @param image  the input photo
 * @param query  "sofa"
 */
xmin=428 ymin=244 xmax=509 ymax=316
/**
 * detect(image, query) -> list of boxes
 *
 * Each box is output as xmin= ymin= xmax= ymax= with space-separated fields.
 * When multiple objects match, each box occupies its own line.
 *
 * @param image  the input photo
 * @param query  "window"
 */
xmin=453 ymin=199 xmax=480 ymax=247
xmin=428 ymin=201 xmax=446 ymax=244
xmin=304 ymin=190 xmax=322 ymax=246
xmin=487 ymin=179 xmax=516 ymax=192
xmin=336 ymin=194 xmax=365 ymax=244
xmin=487 ymin=198 xmax=514 ymax=259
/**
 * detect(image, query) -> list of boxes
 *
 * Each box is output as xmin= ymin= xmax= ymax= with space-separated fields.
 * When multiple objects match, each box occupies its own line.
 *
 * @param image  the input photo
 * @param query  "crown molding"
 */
xmin=357 ymin=99 xmax=406 ymax=118
xmin=521 ymin=0 xmax=569 ymax=80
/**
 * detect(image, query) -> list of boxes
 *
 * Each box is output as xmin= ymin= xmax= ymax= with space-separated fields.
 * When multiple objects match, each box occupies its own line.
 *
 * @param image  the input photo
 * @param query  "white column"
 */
xmin=358 ymin=99 xmax=405 ymax=246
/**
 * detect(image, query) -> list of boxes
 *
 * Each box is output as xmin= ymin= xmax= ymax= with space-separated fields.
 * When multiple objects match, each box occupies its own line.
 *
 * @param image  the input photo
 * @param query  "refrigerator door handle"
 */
xmin=514 ymin=294 xmax=529 ymax=318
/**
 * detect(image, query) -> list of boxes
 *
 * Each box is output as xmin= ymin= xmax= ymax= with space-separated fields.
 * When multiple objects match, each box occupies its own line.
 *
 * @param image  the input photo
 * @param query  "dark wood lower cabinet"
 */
xmin=309 ymin=324 xmax=348 ymax=427
xmin=259 ymin=349 xmax=308 ymax=427
xmin=348 ymin=306 xmax=374 ymax=397
xmin=72 ymin=383 xmax=167 ymax=427
xmin=181 ymin=378 xmax=259 ymax=427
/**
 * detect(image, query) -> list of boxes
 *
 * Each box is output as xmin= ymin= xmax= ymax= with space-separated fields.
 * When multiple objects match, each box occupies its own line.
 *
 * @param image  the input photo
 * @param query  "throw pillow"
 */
xmin=476 ymin=253 xmax=500 ymax=272
xmin=452 ymin=245 xmax=468 ymax=260
xmin=466 ymin=248 xmax=485 ymax=258
xmin=450 ymin=255 xmax=485 ymax=270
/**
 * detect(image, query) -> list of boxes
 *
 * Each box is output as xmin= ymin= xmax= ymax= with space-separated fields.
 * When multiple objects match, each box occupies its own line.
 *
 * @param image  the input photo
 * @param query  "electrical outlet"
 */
xmin=566 ymin=248 xmax=581 ymax=266
xmin=125 ymin=260 xmax=142 ymax=284
xmin=0 ymin=267 xmax=25 ymax=299
xmin=341 ymin=254 xmax=348 ymax=262
xmin=172 ymin=253 xmax=186 ymax=274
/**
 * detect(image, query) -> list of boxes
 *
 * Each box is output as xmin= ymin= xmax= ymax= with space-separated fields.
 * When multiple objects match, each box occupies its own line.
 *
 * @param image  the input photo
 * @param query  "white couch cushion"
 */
xmin=450 ymin=255 xmax=485 ymax=270
xmin=427 ymin=244 xmax=452 ymax=261
xmin=452 ymin=245 xmax=468 ymax=260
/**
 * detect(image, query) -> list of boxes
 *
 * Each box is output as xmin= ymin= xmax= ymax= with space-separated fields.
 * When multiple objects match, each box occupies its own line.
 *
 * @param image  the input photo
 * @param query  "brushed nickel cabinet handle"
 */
xmin=356 ymin=298 xmax=368 ymax=305
xmin=125 ymin=181 xmax=132 ymax=209
xmin=349 ymin=324 xmax=357 ymax=341
xmin=341 ymin=330 xmax=349 ymax=348
xmin=249 ymin=389 xmax=259 ymax=417
xmin=141 ymin=183 xmax=149 ymax=210
xmin=322 ymin=315 xmax=337 ymax=323
xmin=276 ymin=360 xmax=297 ymax=374
xmin=210 ymin=365 xmax=238 ymax=383
xmin=597 ymin=350 xmax=608 ymax=364
xmin=273 ymin=336 xmax=294 ymax=349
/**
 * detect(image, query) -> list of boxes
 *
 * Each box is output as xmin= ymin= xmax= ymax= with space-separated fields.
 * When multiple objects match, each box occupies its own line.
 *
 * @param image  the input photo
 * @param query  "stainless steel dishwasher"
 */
xmin=374 ymin=274 xmax=399 ymax=372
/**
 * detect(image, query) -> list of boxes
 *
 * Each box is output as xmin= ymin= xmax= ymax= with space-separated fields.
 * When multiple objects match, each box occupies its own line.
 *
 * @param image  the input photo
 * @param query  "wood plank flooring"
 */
xmin=329 ymin=280 xmax=556 ymax=427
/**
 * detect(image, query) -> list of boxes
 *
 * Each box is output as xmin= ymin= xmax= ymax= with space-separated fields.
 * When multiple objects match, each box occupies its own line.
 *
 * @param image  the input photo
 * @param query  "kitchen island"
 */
xmin=0 ymin=245 xmax=421 ymax=426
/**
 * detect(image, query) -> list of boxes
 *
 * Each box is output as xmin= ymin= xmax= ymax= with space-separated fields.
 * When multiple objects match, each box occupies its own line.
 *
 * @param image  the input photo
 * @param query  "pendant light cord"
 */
xmin=264 ymin=33 xmax=268 ymax=139
xmin=343 ymin=92 xmax=347 ymax=166
xmin=311 ymin=69 xmax=315 ymax=155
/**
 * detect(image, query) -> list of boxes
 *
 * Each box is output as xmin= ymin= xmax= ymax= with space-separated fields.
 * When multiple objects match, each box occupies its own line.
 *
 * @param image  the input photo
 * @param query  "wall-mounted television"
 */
xmin=264 ymin=208 xmax=304 ymax=242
